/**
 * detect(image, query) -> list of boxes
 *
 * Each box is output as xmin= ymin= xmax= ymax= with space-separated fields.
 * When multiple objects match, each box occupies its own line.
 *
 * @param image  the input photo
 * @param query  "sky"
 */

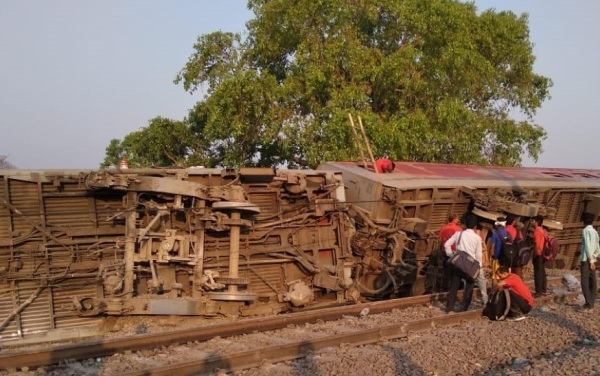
xmin=0 ymin=1 xmax=598 ymax=169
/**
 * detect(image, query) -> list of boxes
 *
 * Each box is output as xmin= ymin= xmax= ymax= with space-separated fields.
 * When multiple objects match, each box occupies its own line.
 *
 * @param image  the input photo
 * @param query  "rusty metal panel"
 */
xmin=0 ymin=177 xmax=11 ymax=240
xmin=428 ymin=204 xmax=450 ymax=232
xmin=52 ymin=279 xmax=102 ymax=330
xmin=243 ymin=264 xmax=283 ymax=296
xmin=93 ymin=196 xmax=126 ymax=227
xmin=45 ymin=197 xmax=93 ymax=229
xmin=247 ymin=191 xmax=279 ymax=221
xmin=16 ymin=281 xmax=52 ymax=336
xmin=556 ymin=192 xmax=585 ymax=224
xmin=8 ymin=179 xmax=41 ymax=236
xmin=451 ymin=203 xmax=469 ymax=219
xmin=0 ymin=282 xmax=19 ymax=340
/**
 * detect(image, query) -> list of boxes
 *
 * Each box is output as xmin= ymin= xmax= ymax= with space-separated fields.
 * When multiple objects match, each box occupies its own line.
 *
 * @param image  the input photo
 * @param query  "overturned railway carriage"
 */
xmin=1 ymin=161 xmax=600 ymax=341
xmin=320 ymin=161 xmax=600 ymax=293
xmin=0 ymin=168 xmax=355 ymax=341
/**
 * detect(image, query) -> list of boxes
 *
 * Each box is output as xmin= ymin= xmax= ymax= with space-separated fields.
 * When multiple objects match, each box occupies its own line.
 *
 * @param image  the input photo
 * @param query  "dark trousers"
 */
xmin=533 ymin=254 xmax=547 ymax=294
xmin=424 ymin=248 xmax=448 ymax=293
xmin=441 ymin=254 xmax=451 ymax=291
xmin=446 ymin=266 xmax=475 ymax=312
xmin=581 ymin=261 xmax=598 ymax=307
xmin=508 ymin=290 xmax=532 ymax=317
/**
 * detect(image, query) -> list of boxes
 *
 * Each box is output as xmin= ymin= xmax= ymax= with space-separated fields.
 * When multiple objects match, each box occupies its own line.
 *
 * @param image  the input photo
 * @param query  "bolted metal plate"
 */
xmin=145 ymin=298 xmax=204 ymax=315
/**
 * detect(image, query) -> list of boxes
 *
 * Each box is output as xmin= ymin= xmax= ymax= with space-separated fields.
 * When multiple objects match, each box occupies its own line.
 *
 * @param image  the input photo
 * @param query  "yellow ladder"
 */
xmin=347 ymin=113 xmax=378 ymax=173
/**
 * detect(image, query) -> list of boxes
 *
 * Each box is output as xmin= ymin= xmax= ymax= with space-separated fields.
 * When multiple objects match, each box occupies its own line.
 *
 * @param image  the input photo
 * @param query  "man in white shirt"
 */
xmin=444 ymin=214 xmax=482 ymax=313
xmin=580 ymin=213 xmax=600 ymax=309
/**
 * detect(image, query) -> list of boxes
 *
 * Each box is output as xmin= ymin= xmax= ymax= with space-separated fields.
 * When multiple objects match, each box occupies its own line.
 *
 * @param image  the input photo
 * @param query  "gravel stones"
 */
xmin=239 ymin=300 xmax=600 ymax=376
xmin=4 ymin=295 xmax=598 ymax=376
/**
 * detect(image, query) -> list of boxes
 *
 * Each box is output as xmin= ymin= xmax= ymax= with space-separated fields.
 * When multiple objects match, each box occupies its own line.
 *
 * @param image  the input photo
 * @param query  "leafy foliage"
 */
xmin=0 ymin=155 xmax=15 ymax=169
xmin=104 ymin=0 xmax=551 ymax=168
xmin=101 ymin=117 xmax=202 ymax=168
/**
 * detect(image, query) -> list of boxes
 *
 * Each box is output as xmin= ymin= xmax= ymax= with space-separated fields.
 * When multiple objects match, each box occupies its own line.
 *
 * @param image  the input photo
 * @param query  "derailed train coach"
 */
xmin=1 ymin=161 xmax=600 ymax=340
xmin=0 ymin=167 xmax=359 ymax=340
xmin=320 ymin=161 xmax=600 ymax=294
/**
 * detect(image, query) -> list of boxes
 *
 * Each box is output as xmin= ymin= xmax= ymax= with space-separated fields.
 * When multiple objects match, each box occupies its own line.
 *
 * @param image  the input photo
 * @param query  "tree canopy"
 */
xmin=100 ymin=117 xmax=201 ymax=168
xmin=103 ymin=0 xmax=551 ymax=168
xmin=0 ymin=155 xmax=15 ymax=169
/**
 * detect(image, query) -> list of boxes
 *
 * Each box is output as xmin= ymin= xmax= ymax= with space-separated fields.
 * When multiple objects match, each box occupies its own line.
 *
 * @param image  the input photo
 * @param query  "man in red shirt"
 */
xmin=374 ymin=157 xmax=395 ymax=173
xmin=438 ymin=214 xmax=462 ymax=290
xmin=504 ymin=214 xmax=524 ymax=278
xmin=439 ymin=214 xmax=461 ymax=245
xmin=496 ymin=266 xmax=534 ymax=320
xmin=532 ymin=216 xmax=547 ymax=296
xmin=505 ymin=214 xmax=519 ymax=241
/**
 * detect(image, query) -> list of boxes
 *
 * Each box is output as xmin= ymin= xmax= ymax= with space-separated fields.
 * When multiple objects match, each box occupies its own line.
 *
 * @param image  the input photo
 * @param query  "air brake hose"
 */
xmin=355 ymin=269 xmax=393 ymax=296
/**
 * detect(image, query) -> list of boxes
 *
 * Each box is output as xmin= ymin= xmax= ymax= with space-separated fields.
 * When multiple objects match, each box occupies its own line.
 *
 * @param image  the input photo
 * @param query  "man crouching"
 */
xmin=489 ymin=266 xmax=535 ymax=321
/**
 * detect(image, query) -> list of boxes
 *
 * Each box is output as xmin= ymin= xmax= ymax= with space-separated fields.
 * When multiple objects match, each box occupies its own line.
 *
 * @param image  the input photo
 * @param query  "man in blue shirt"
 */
xmin=491 ymin=216 xmax=510 ymax=264
xmin=580 ymin=213 xmax=599 ymax=309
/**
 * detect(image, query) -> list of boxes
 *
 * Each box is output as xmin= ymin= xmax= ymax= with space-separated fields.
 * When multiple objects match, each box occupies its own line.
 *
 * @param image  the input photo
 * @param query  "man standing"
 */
xmin=506 ymin=215 xmax=526 ymax=278
xmin=437 ymin=214 xmax=462 ymax=290
xmin=532 ymin=216 xmax=547 ymax=296
xmin=580 ymin=213 xmax=599 ymax=309
xmin=505 ymin=215 xmax=520 ymax=241
xmin=440 ymin=214 xmax=461 ymax=245
xmin=444 ymin=215 xmax=482 ymax=312
xmin=491 ymin=216 xmax=510 ymax=266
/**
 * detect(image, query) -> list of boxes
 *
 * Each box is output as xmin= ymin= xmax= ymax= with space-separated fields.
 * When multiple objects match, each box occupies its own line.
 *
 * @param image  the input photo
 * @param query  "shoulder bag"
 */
xmin=448 ymin=231 xmax=481 ymax=279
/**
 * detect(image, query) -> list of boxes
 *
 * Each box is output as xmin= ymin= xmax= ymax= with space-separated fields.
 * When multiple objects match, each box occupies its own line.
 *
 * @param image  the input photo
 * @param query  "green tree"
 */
xmin=101 ymin=117 xmax=203 ymax=168
xmin=105 ymin=0 xmax=551 ymax=168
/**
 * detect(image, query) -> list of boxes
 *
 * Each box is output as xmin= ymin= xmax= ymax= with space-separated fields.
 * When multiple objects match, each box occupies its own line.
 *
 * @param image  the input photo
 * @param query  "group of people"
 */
xmin=438 ymin=211 xmax=599 ymax=321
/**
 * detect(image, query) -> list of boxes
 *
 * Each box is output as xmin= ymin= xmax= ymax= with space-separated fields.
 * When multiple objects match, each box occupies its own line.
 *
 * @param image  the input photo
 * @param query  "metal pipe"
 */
xmin=192 ymin=200 xmax=206 ymax=298
xmin=228 ymin=211 xmax=241 ymax=294
xmin=204 ymin=259 xmax=292 ymax=268
xmin=149 ymin=259 xmax=159 ymax=290
xmin=124 ymin=192 xmax=137 ymax=299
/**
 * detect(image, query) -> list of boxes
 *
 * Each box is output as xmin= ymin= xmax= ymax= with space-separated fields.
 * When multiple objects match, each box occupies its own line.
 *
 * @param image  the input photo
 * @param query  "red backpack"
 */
xmin=542 ymin=231 xmax=559 ymax=261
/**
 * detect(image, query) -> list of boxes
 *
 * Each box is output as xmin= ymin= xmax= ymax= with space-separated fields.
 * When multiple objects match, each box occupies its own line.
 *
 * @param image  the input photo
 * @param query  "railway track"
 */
xmin=122 ymin=292 xmax=577 ymax=376
xmin=125 ymin=310 xmax=483 ymax=376
xmin=0 ymin=275 xmax=573 ymax=372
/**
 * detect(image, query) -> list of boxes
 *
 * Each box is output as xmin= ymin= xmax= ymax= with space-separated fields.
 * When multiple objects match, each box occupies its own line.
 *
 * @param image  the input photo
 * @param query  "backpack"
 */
xmin=494 ymin=228 xmax=515 ymax=266
xmin=483 ymin=289 xmax=511 ymax=321
xmin=542 ymin=231 xmax=559 ymax=261
xmin=515 ymin=239 xmax=533 ymax=267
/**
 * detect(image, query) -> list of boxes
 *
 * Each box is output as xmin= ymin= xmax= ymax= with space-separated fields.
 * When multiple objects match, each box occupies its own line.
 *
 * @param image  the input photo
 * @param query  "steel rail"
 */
xmin=122 ymin=292 xmax=573 ymax=376
xmin=0 ymin=275 xmax=567 ymax=370
xmin=0 ymin=293 xmax=446 ymax=370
